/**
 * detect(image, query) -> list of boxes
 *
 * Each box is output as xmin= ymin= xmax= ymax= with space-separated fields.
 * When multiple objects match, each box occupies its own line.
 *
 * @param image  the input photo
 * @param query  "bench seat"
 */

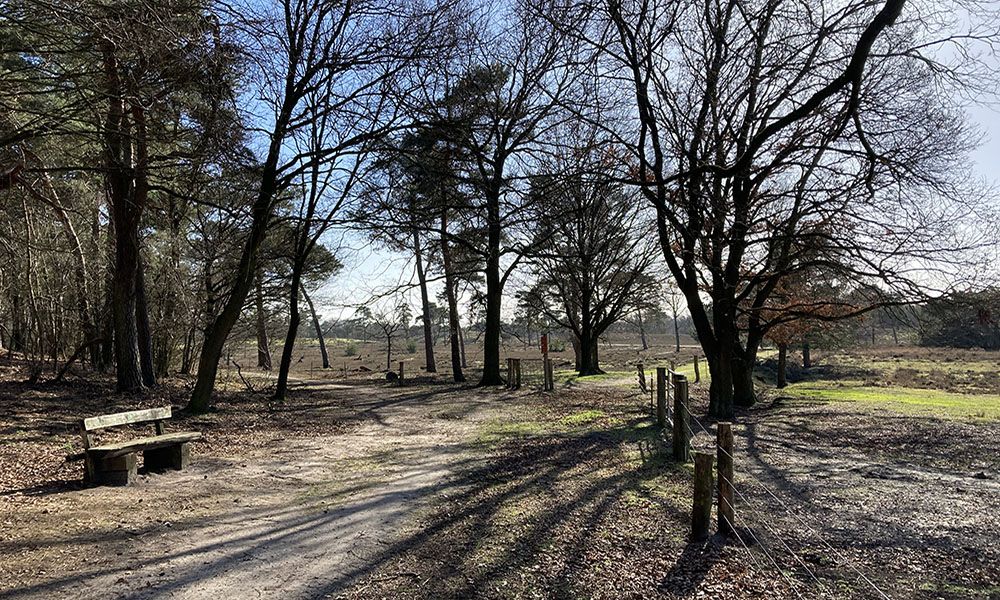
xmin=78 ymin=406 xmax=202 ymax=485
xmin=88 ymin=431 xmax=202 ymax=459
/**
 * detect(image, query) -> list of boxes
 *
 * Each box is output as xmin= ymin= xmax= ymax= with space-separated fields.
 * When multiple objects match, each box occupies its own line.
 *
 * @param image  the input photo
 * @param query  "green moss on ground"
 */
xmin=780 ymin=380 xmax=1000 ymax=421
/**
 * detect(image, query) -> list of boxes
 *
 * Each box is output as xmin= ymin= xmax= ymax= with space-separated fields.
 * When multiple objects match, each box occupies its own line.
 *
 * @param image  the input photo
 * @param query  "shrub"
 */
xmin=343 ymin=341 xmax=358 ymax=356
xmin=406 ymin=340 xmax=417 ymax=354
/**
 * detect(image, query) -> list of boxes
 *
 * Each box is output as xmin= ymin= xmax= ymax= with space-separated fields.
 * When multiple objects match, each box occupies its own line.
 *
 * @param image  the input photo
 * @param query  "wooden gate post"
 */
xmin=672 ymin=374 xmax=691 ymax=462
xmin=656 ymin=367 xmax=667 ymax=427
xmin=717 ymin=421 xmax=735 ymax=536
xmin=693 ymin=355 xmax=701 ymax=383
xmin=692 ymin=451 xmax=714 ymax=540
xmin=543 ymin=358 xmax=554 ymax=391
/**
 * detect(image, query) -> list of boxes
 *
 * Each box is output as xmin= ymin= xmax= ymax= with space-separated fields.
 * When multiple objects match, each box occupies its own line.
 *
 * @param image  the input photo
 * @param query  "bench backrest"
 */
xmin=80 ymin=407 xmax=172 ymax=449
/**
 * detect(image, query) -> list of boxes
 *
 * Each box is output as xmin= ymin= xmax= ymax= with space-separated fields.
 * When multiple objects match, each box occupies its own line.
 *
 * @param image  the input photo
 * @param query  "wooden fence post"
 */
xmin=399 ymin=361 xmax=404 ymax=381
xmin=637 ymin=363 xmax=647 ymax=393
xmin=514 ymin=358 xmax=522 ymax=389
xmin=506 ymin=358 xmax=514 ymax=388
xmin=693 ymin=355 xmax=701 ymax=383
xmin=543 ymin=358 xmax=554 ymax=391
xmin=692 ymin=451 xmax=714 ymax=540
xmin=656 ymin=367 xmax=667 ymax=427
xmin=672 ymin=374 xmax=691 ymax=462
xmin=717 ymin=421 xmax=735 ymax=536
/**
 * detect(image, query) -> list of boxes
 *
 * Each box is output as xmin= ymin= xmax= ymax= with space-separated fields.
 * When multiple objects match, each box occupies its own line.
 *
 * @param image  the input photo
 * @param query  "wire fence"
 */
xmin=654 ymin=368 xmax=892 ymax=599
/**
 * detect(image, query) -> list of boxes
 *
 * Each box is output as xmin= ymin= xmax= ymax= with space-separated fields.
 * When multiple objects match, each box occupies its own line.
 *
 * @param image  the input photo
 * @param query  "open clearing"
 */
xmin=2 ymin=346 xmax=999 ymax=599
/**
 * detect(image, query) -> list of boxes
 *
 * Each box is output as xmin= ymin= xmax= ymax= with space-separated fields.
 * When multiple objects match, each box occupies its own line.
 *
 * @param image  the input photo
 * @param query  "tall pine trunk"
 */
xmin=102 ymin=41 xmax=144 ymax=392
xmin=132 ymin=105 xmax=155 ymax=388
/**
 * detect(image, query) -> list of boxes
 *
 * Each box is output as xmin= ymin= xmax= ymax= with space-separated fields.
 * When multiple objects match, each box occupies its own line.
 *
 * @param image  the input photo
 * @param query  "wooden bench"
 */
xmin=79 ymin=407 xmax=201 ymax=486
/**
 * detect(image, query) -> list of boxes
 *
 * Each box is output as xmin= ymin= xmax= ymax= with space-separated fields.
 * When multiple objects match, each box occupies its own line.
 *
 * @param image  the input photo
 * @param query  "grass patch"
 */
xmin=781 ymin=380 xmax=1000 ymax=421
xmin=555 ymin=370 xmax=634 ymax=386
xmin=918 ymin=582 xmax=1000 ymax=597
xmin=833 ymin=354 xmax=999 ymax=373
xmin=558 ymin=409 xmax=606 ymax=427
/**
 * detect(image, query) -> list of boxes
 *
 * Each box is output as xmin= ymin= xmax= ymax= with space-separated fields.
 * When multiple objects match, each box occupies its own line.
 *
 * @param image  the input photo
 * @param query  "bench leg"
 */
xmin=92 ymin=453 xmax=137 ymax=486
xmin=144 ymin=443 xmax=190 ymax=472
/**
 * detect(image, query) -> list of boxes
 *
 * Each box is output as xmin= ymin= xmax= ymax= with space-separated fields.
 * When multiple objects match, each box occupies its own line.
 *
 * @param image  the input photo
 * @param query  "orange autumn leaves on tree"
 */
xmin=758 ymin=275 xmax=857 ymax=350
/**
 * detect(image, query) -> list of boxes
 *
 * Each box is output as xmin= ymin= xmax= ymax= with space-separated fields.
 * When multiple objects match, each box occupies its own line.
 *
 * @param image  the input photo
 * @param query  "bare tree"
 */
xmin=520 ymin=138 xmax=660 ymax=375
xmin=188 ymin=0 xmax=454 ymax=411
xmin=577 ymin=0 xmax=999 ymax=417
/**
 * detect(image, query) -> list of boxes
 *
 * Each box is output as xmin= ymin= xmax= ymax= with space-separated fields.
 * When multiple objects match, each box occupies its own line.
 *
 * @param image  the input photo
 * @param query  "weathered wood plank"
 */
xmin=88 ymin=431 xmax=201 ymax=458
xmin=82 ymin=406 xmax=172 ymax=431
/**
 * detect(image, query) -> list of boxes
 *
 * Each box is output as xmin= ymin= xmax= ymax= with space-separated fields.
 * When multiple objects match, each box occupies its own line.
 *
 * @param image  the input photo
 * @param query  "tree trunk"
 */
xmin=577 ymin=332 xmax=603 ymax=376
xmin=10 ymin=291 xmax=25 ymax=352
xmin=733 ymin=350 xmax=756 ymax=407
xmin=637 ymin=308 xmax=648 ymax=350
xmin=102 ymin=43 xmax=145 ymax=392
xmin=802 ymin=342 xmax=811 ymax=369
xmin=776 ymin=343 xmax=787 ymax=388
xmin=673 ymin=312 xmax=681 ymax=352
xmin=255 ymin=272 xmax=272 ymax=370
xmin=301 ymin=286 xmax=329 ymax=369
xmin=458 ymin=322 xmax=467 ymax=368
xmin=707 ymin=341 xmax=735 ymax=419
xmin=273 ymin=267 xmax=302 ymax=402
xmin=385 ymin=334 xmax=392 ymax=371
xmin=413 ymin=229 xmax=436 ymax=373
xmin=187 ymin=121 xmax=288 ymax=412
xmin=111 ymin=224 xmax=144 ymax=392
xmin=570 ymin=333 xmax=583 ymax=372
xmin=440 ymin=211 xmax=464 ymax=382
xmin=479 ymin=215 xmax=503 ymax=386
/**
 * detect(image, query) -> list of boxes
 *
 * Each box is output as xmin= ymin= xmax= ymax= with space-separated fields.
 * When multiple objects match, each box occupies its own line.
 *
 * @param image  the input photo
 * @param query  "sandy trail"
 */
xmin=2 ymin=381 xmax=494 ymax=600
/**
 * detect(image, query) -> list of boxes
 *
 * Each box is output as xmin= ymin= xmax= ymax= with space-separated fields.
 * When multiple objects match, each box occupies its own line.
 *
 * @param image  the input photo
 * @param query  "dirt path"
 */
xmin=1 ymin=381 xmax=502 ymax=600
